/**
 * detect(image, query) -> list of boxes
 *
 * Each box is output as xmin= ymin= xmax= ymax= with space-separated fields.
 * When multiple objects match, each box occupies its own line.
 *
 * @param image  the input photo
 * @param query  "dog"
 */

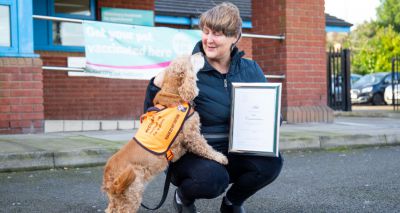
xmin=102 ymin=53 xmax=228 ymax=213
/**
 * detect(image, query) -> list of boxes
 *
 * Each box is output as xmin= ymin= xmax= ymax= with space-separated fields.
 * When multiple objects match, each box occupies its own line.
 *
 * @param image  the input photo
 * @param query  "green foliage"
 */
xmin=349 ymin=0 xmax=400 ymax=74
xmin=352 ymin=25 xmax=400 ymax=75
xmin=377 ymin=0 xmax=400 ymax=31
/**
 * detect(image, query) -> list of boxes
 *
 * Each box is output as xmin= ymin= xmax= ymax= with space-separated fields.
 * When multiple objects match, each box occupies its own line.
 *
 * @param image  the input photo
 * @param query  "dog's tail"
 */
xmin=104 ymin=166 xmax=136 ymax=195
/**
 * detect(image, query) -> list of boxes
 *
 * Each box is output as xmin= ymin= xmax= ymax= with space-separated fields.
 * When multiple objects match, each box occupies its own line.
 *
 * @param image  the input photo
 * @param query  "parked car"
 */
xmin=384 ymin=84 xmax=400 ymax=105
xmin=350 ymin=72 xmax=400 ymax=105
xmin=351 ymin=73 xmax=362 ymax=85
xmin=330 ymin=74 xmax=363 ymax=102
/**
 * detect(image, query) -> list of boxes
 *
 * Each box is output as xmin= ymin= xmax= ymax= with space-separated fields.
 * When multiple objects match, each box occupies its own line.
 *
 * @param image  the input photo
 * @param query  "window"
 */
xmin=0 ymin=0 xmax=36 ymax=57
xmin=54 ymin=0 xmax=91 ymax=16
xmin=384 ymin=73 xmax=400 ymax=84
xmin=33 ymin=0 xmax=96 ymax=52
xmin=0 ymin=5 xmax=11 ymax=47
xmin=53 ymin=22 xmax=84 ymax=46
xmin=52 ymin=0 xmax=93 ymax=46
xmin=0 ymin=0 xmax=18 ymax=55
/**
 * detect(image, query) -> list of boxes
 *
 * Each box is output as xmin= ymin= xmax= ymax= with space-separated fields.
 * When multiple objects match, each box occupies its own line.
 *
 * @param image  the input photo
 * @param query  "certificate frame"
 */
xmin=228 ymin=82 xmax=282 ymax=157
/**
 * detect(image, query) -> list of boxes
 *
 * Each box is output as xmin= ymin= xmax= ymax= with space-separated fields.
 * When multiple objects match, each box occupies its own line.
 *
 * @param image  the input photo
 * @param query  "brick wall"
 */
xmin=252 ymin=0 xmax=333 ymax=123
xmin=237 ymin=37 xmax=252 ymax=59
xmin=37 ymin=0 xmax=330 ymax=125
xmin=252 ymin=1 xmax=286 ymax=82
xmin=0 ymin=58 xmax=44 ymax=134
xmin=38 ymin=0 xmax=253 ymax=121
xmin=284 ymin=0 xmax=327 ymax=107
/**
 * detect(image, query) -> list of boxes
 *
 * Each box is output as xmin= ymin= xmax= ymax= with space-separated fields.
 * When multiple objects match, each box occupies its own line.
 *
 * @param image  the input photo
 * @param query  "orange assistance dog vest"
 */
xmin=133 ymin=103 xmax=194 ymax=161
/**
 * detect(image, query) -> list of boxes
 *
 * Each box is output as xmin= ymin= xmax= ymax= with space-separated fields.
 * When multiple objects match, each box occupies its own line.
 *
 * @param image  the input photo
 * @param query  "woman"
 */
xmin=144 ymin=2 xmax=283 ymax=213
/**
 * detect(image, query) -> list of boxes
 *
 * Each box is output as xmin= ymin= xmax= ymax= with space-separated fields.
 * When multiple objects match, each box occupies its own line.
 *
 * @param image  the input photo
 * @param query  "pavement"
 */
xmin=1 ymin=107 xmax=399 ymax=172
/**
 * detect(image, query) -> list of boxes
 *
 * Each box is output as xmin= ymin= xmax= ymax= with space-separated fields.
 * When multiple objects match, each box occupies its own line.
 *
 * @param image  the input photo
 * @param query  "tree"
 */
xmin=351 ymin=25 xmax=400 ymax=74
xmin=348 ymin=22 xmax=379 ymax=74
xmin=377 ymin=0 xmax=400 ymax=32
xmin=347 ymin=21 xmax=379 ymax=49
xmin=339 ymin=0 xmax=400 ymax=74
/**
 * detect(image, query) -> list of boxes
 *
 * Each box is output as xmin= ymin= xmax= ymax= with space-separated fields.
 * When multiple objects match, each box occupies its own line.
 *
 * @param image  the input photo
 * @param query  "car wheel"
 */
xmin=372 ymin=93 xmax=385 ymax=105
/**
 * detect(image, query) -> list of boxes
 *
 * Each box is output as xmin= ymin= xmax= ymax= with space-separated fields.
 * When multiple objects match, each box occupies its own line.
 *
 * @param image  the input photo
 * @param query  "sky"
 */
xmin=325 ymin=0 xmax=381 ymax=29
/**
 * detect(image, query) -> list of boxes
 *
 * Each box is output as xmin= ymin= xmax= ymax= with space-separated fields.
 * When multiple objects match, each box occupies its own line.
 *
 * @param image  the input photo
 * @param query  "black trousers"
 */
xmin=170 ymin=152 xmax=283 ymax=205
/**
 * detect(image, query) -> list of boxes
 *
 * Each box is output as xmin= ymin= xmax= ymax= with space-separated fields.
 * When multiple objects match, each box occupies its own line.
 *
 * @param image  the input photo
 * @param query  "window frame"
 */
xmin=0 ymin=0 xmax=18 ymax=55
xmin=34 ymin=0 xmax=96 ymax=52
xmin=51 ymin=0 xmax=96 ymax=20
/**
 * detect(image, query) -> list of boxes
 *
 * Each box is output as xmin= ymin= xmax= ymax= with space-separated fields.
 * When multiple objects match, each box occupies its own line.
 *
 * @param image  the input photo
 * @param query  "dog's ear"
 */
xmin=178 ymin=54 xmax=203 ymax=101
xmin=191 ymin=53 xmax=205 ymax=72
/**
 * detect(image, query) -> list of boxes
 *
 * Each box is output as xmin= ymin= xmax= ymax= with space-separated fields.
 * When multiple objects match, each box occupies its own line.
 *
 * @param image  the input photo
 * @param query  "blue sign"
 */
xmin=101 ymin=7 xmax=154 ymax=26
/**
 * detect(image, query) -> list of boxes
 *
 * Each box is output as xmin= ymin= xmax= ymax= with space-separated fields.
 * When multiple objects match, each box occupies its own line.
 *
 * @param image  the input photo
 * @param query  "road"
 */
xmin=1 ymin=145 xmax=399 ymax=213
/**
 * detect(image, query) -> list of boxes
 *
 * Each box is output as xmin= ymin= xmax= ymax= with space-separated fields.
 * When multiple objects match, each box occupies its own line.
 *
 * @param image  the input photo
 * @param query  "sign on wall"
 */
xmin=101 ymin=7 xmax=154 ymax=26
xmin=82 ymin=21 xmax=201 ymax=79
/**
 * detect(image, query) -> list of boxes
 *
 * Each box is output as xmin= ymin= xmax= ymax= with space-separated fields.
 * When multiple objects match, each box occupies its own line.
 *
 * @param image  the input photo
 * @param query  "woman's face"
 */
xmin=201 ymin=26 xmax=238 ymax=62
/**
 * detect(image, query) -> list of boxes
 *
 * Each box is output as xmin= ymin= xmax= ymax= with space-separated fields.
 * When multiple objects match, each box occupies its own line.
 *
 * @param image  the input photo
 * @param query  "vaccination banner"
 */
xmin=82 ymin=21 xmax=201 ymax=79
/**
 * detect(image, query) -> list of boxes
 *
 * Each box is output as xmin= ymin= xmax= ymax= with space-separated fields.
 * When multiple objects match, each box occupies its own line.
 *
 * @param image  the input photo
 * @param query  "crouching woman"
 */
xmin=144 ymin=2 xmax=283 ymax=213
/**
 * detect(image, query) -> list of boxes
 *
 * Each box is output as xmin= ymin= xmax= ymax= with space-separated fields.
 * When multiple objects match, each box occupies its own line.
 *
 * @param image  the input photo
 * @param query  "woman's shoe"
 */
xmin=173 ymin=189 xmax=197 ymax=213
xmin=220 ymin=197 xmax=245 ymax=213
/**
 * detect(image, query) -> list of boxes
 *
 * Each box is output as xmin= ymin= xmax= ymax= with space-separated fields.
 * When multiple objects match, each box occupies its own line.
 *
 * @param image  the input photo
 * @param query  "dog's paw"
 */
xmin=215 ymin=153 xmax=228 ymax=165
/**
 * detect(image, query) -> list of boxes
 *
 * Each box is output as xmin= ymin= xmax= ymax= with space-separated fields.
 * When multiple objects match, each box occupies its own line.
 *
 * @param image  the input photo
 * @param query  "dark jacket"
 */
xmin=144 ymin=41 xmax=266 ymax=153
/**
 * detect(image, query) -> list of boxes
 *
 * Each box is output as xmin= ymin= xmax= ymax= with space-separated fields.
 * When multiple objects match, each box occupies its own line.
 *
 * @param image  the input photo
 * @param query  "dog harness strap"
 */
xmin=141 ymin=163 xmax=172 ymax=210
xmin=134 ymin=102 xmax=192 ymax=155
xmin=140 ymin=105 xmax=166 ymax=123
xmin=166 ymin=150 xmax=174 ymax=161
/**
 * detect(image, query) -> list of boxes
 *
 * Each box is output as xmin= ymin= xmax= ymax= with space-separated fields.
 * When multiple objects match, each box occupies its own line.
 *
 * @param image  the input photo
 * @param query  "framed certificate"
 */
xmin=229 ymin=83 xmax=282 ymax=157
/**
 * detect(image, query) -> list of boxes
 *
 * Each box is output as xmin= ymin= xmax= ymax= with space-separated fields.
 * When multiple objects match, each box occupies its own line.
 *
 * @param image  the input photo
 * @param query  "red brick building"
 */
xmin=0 ymin=0 xmax=332 ymax=134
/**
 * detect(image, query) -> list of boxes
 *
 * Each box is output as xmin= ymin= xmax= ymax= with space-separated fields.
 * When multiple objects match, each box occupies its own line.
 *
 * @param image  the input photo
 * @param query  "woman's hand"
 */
xmin=153 ymin=70 xmax=166 ymax=88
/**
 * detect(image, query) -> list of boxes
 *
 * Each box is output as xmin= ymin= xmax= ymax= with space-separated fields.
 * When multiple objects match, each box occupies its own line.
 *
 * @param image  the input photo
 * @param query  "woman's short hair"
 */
xmin=199 ymin=2 xmax=242 ymax=37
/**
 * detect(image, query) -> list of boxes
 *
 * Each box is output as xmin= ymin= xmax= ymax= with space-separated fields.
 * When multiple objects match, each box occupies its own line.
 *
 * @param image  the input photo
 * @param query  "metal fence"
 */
xmin=327 ymin=48 xmax=351 ymax=111
xmin=391 ymin=57 xmax=400 ymax=111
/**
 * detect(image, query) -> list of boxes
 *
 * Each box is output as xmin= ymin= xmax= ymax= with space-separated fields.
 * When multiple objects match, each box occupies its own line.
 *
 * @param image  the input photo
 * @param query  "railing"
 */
xmin=265 ymin=75 xmax=285 ymax=79
xmin=327 ymin=48 xmax=351 ymax=111
xmin=41 ymin=66 xmax=286 ymax=80
xmin=391 ymin=57 xmax=400 ymax=111
xmin=33 ymin=15 xmax=83 ymax=23
xmin=42 ymin=66 xmax=84 ymax=72
xmin=35 ymin=15 xmax=286 ymax=80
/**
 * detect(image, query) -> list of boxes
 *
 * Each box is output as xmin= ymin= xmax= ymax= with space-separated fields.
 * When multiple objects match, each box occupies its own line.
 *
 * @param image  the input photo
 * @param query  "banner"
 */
xmin=82 ymin=21 xmax=201 ymax=79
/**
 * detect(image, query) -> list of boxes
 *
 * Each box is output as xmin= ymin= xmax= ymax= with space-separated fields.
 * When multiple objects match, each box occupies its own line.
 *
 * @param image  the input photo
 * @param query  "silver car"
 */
xmin=384 ymin=84 xmax=400 ymax=105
